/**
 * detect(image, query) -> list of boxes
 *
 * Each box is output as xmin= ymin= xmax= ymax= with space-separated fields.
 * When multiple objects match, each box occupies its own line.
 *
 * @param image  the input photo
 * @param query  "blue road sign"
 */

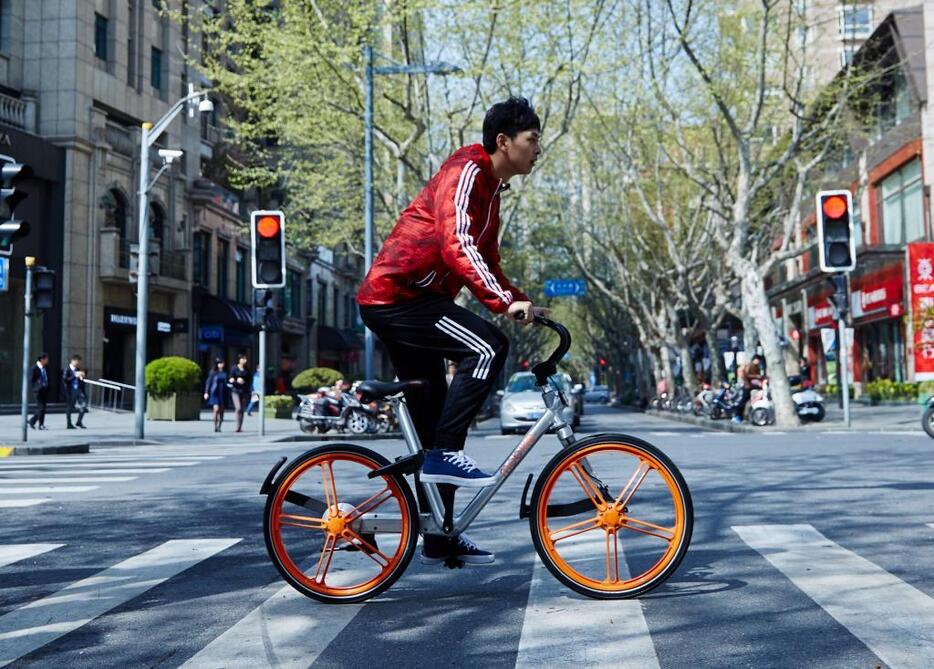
xmin=544 ymin=278 xmax=587 ymax=298
xmin=0 ymin=257 xmax=8 ymax=292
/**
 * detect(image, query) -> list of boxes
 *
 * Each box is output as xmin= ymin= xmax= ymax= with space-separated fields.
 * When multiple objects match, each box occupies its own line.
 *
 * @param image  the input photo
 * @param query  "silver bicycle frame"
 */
xmin=393 ymin=380 xmax=577 ymax=536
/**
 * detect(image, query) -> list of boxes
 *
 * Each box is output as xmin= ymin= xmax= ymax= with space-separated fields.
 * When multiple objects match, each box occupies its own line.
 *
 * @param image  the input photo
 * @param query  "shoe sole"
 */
xmin=420 ymin=553 xmax=496 ymax=566
xmin=419 ymin=473 xmax=497 ymax=488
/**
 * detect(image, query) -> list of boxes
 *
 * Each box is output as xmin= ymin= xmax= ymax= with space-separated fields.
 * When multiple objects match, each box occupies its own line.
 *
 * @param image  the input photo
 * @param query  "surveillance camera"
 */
xmin=199 ymin=98 xmax=214 ymax=114
xmin=158 ymin=148 xmax=184 ymax=165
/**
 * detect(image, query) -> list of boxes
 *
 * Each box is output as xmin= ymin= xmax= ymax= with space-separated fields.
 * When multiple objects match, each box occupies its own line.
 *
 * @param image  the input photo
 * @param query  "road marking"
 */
xmin=760 ymin=431 xmax=787 ymax=436
xmin=0 ymin=469 xmax=172 ymax=476
xmin=649 ymin=431 xmax=679 ymax=436
xmin=180 ymin=580 xmax=366 ymax=668
xmin=733 ymin=524 xmax=934 ymax=669
xmin=0 ymin=538 xmax=241 ymax=668
xmin=0 ymin=500 xmax=46 ymax=508
xmin=0 ymin=477 xmax=137 ymax=484
xmin=516 ymin=547 xmax=660 ymax=668
xmin=0 ymin=486 xmax=99 ymax=494
xmin=927 ymin=524 xmax=934 ymax=531
xmin=0 ymin=456 xmax=222 ymax=465
xmin=485 ymin=435 xmax=514 ymax=440
xmin=0 ymin=544 xmax=64 ymax=569
xmin=0 ymin=461 xmax=200 ymax=470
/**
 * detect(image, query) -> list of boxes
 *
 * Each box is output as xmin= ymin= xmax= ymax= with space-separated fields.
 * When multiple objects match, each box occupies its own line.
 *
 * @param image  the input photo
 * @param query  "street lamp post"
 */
xmin=362 ymin=48 xmax=460 ymax=380
xmin=133 ymin=84 xmax=214 ymax=439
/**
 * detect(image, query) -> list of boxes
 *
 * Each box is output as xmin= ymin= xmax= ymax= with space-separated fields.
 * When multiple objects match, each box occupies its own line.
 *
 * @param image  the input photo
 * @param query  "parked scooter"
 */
xmin=708 ymin=382 xmax=740 ymax=420
xmin=749 ymin=378 xmax=826 ymax=426
xmin=921 ymin=397 xmax=934 ymax=438
xmin=297 ymin=387 xmax=378 ymax=434
xmin=693 ymin=384 xmax=715 ymax=416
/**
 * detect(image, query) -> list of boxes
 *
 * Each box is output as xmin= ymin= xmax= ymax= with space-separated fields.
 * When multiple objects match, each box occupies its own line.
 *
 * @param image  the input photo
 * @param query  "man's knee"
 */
xmin=488 ymin=327 xmax=509 ymax=371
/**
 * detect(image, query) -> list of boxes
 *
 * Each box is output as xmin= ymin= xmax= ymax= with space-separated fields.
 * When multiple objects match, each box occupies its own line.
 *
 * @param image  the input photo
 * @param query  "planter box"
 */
xmin=147 ymin=391 xmax=201 ymax=421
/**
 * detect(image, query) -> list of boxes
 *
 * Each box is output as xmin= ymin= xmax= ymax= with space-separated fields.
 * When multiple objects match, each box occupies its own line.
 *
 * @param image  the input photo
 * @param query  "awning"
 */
xmin=201 ymin=294 xmax=255 ymax=331
xmin=317 ymin=326 xmax=366 ymax=351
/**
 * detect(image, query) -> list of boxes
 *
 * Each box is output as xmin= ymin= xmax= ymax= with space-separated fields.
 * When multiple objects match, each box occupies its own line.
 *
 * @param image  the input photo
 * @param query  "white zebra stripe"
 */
xmin=434 ymin=319 xmax=491 ymax=380
xmin=453 ymin=162 xmax=513 ymax=305
xmin=440 ymin=316 xmax=496 ymax=381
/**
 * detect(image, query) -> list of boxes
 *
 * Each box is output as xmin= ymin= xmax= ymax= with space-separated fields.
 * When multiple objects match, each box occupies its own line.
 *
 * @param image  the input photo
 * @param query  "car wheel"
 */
xmin=501 ymin=427 xmax=513 ymax=435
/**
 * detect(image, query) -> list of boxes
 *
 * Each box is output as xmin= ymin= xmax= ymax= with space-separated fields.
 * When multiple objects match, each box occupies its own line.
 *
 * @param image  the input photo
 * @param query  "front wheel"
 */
xmin=347 ymin=410 xmax=375 ymax=435
xmin=263 ymin=444 xmax=419 ymax=603
xmin=529 ymin=434 xmax=693 ymax=599
xmin=750 ymin=407 xmax=771 ymax=426
xmin=923 ymin=406 xmax=934 ymax=438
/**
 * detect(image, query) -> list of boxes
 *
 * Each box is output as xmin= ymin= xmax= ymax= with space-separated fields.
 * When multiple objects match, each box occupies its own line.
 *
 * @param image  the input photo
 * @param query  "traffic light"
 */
xmin=816 ymin=190 xmax=855 ymax=273
xmin=254 ymin=289 xmax=275 ymax=331
xmin=32 ymin=267 xmax=55 ymax=312
xmin=250 ymin=210 xmax=285 ymax=288
xmin=0 ymin=161 xmax=32 ymax=257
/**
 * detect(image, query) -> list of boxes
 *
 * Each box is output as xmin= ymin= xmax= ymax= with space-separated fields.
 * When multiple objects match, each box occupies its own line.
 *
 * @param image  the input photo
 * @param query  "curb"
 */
xmin=3 ymin=443 xmax=91 ymax=455
xmin=644 ymin=410 xmax=760 ymax=433
xmin=273 ymin=432 xmax=403 ymax=443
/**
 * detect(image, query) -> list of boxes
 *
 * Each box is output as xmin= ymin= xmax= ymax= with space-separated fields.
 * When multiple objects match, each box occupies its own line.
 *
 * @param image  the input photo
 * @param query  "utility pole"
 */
xmin=19 ymin=257 xmax=34 ymax=443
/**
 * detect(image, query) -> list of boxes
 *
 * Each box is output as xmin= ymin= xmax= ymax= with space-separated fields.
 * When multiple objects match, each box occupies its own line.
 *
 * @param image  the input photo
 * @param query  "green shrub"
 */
xmin=864 ymin=379 xmax=918 ymax=402
xmin=918 ymin=381 xmax=934 ymax=404
xmin=145 ymin=357 xmax=201 ymax=398
xmin=292 ymin=367 xmax=343 ymax=393
xmin=265 ymin=394 xmax=293 ymax=418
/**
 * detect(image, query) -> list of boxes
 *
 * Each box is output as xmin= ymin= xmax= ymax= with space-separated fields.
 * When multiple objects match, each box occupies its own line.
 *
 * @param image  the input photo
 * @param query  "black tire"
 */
xmin=709 ymin=405 xmax=722 ymax=420
xmin=750 ymin=407 xmax=771 ymax=426
xmin=263 ymin=444 xmax=419 ymax=604
xmin=923 ymin=406 xmax=934 ymax=438
xmin=529 ymin=433 xmax=693 ymax=599
xmin=811 ymin=404 xmax=826 ymax=422
xmin=501 ymin=427 xmax=513 ymax=435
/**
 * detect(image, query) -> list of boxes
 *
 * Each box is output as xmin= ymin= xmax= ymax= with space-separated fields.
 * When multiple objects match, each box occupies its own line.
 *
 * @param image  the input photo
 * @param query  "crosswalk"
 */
xmin=2 ymin=522 xmax=933 ymax=666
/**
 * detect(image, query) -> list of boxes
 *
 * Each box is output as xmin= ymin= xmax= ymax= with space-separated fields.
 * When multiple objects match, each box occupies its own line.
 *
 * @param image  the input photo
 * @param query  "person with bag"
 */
xmin=28 ymin=353 xmax=51 ymax=430
xmin=62 ymin=354 xmax=88 ymax=429
xmin=226 ymin=353 xmax=252 ymax=432
xmin=203 ymin=359 xmax=229 ymax=432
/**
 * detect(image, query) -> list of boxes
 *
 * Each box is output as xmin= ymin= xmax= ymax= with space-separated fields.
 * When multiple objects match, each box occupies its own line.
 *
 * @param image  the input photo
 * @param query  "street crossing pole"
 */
xmin=259 ymin=326 xmax=266 ymax=438
xmin=838 ymin=313 xmax=851 ymax=428
xmin=19 ymin=257 xmax=33 ymax=443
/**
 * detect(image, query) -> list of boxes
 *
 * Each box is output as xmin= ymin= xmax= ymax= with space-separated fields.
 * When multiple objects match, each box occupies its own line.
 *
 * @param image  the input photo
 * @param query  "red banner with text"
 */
xmin=908 ymin=242 xmax=934 ymax=380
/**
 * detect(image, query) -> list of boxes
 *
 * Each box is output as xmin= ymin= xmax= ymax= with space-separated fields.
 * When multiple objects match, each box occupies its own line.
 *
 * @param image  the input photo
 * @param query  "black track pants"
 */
xmin=360 ymin=294 xmax=509 ymax=451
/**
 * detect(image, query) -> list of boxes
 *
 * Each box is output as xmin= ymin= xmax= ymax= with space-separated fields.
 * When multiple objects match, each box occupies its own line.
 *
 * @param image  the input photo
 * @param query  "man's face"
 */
xmin=500 ymin=129 xmax=541 ymax=176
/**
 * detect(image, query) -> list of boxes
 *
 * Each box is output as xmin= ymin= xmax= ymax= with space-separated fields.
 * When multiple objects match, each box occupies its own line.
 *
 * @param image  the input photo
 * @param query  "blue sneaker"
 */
xmin=421 ymin=533 xmax=495 ymax=565
xmin=732 ymin=416 xmax=742 ymax=424
xmin=420 ymin=449 xmax=496 ymax=488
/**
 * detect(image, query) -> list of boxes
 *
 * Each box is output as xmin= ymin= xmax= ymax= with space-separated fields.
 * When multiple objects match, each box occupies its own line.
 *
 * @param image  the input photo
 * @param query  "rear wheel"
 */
xmin=923 ymin=406 xmax=934 ymax=438
xmin=264 ymin=444 xmax=418 ymax=603
xmin=529 ymin=435 xmax=692 ymax=599
xmin=750 ymin=407 xmax=771 ymax=426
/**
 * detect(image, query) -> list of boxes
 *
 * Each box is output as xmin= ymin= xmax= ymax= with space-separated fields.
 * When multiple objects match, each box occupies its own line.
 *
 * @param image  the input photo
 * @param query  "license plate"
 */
xmin=526 ymin=412 xmax=543 ymax=420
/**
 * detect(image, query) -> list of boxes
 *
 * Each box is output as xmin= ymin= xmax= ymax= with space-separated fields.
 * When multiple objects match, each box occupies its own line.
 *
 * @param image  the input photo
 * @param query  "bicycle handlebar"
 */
xmin=531 ymin=316 xmax=572 ymax=386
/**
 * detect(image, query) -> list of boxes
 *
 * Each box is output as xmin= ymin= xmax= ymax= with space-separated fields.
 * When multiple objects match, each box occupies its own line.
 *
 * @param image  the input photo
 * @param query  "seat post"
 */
xmin=393 ymin=399 xmax=423 ymax=455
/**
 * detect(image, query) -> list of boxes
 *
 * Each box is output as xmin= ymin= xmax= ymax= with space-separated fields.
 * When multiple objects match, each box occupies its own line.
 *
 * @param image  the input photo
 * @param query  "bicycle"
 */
xmin=259 ymin=316 xmax=693 ymax=603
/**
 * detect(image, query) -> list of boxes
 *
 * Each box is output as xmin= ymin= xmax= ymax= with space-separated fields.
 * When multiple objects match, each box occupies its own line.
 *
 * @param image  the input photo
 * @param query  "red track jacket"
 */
xmin=357 ymin=144 xmax=528 ymax=314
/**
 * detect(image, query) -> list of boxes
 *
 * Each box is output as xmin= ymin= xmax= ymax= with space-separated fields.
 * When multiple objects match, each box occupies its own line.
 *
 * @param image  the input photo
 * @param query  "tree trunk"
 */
xmin=678 ymin=342 xmax=698 ymax=395
xmin=739 ymin=269 xmax=800 ymax=427
xmin=705 ymin=328 xmax=724 ymax=386
xmin=660 ymin=346 xmax=676 ymax=393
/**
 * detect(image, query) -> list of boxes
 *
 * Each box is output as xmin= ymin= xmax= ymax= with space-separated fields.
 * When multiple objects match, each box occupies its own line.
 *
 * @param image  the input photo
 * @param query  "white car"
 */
xmin=499 ymin=372 xmax=578 ymax=435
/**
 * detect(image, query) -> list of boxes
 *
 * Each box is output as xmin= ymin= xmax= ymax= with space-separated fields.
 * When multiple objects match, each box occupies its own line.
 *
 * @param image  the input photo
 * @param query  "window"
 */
xmin=894 ymin=69 xmax=913 ymax=125
xmin=839 ymin=46 xmax=857 ymax=68
xmin=317 ymin=280 xmax=328 ymax=325
xmin=235 ymin=247 xmax=247 ymax=303
xmin=149 ymin=202 xmax=165 ymax=245
xmin=216 ymin=239 xmax=229 ymax=298
xmin=285 ymin=270 xmax=302 ymax=318
xmin=151 ymin=46 xmax=163 ymax=90
xmin=193 ymin=232 xmax=210 ymax=287
xmin=838 ymin=5 xmax=872 ymax=39
xmin=94 ymin=13 xmax=108 ymax=61
xmin=332 ymin=286 xmax=339 ymax=328
xmin=345 ymin=294 xmax=354 ymax=328
xmin=881 ymin=159 xmax=924 ymax=245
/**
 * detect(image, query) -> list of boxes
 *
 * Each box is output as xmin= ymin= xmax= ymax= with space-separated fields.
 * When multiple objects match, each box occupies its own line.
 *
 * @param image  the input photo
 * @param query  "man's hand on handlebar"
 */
xmin=508 ymin=301 xmax=550 ymax=326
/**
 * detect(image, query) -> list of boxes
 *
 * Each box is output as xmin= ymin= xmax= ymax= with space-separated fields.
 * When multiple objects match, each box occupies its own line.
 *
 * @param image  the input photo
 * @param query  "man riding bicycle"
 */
xmin=357 ymin=97 xmax=547 ymax=566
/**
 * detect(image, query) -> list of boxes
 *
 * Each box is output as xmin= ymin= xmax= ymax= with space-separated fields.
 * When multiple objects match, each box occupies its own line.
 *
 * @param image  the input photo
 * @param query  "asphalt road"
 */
xmin=1 ymin=406 xmax=933 ymax=668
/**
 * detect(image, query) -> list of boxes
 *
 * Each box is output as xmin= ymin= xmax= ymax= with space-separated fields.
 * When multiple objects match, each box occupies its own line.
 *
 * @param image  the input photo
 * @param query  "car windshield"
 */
xmin=506 ymin=375 xmax=537 ymax=393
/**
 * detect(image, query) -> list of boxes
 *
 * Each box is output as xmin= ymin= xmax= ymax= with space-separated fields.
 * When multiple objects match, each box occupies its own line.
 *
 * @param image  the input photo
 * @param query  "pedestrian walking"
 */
xmin=227 ymin=353 xmax=251 ymax=432
xmin=246 ymin=368 xmax=262 ymax=416
xmin=62 ymin=354 xmax=88 ymax=429
xmin=28 ymin=353 xmax=51 ymax=430
xmin=203 ymin=359 xmax=229 ymax=432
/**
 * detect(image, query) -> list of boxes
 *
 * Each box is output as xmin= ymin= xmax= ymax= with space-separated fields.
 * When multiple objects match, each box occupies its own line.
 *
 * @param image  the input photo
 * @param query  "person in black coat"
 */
xmin=226 ymin=353 xmax=252 ymax=432
xmin=62 ymin=354 xmax=87 ymax=429
xmin=28 ymin=352 xmax=51 ymax=430
xmin=203 ymin=359 xmax=229 ymax=432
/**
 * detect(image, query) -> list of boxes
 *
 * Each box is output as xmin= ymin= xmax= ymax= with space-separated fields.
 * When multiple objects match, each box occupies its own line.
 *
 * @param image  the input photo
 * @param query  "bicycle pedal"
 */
xmin=368 ymin=452 xmax=424 ymax=479
xmin=443 ymin=555 xmax=465 ymax=569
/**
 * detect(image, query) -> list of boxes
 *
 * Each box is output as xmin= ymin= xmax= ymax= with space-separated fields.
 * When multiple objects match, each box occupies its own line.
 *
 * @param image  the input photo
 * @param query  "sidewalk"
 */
xmin=648 ymin=400 xmax=925 ymax=433
xmin=0 ymin=408 xmax=377 ymax=454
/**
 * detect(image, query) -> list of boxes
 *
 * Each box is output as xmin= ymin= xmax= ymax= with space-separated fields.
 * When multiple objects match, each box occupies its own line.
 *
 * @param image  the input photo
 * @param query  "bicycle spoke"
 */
xmin=320 ymin=461 xmax=339 ymax=513
xmin=278 ymin=513 xmax=326 ymax=530
xmin=550 ymin=516 xmax=601 ymax=543
xmin=614 ymin=460 xmax=651 ymax=508
xmin=569 ymin=463 xmax=607 ymax=510
xmin=605 ymin=530 xmax=619 ymax=583
xmin=341 ymin=529 xmax=390 ymax=568
xmin=313 ymin=533 xmax=338 ymax=583
xmin=345 ymin=487 xmax=393 ymax=523
xmin=619 ymin=516 xmax=675 ymax=542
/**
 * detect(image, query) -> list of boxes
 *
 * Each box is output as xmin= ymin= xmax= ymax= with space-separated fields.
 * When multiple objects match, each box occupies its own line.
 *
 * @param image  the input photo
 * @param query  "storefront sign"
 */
xmin=850 ymin=274 xmax=903 ymax=319
xmin=908 ymin=242 xmax=934 ymax=380
xmin=807 ymin=300 xmax=835 ymax=329
xmin=199 ymin=325 xmax=224 ymax=342
xmin=0 ymin=257 xmax=8 ymax=292
xmin=105 ymin=307 xmax=173 ymax=334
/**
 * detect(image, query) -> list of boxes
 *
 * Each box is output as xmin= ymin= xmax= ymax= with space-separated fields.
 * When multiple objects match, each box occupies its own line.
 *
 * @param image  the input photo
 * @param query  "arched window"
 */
xmin=103 ymin=188 xmax=129 ymax=238
xmin=149 ymin=202 xmax=165 ymax=245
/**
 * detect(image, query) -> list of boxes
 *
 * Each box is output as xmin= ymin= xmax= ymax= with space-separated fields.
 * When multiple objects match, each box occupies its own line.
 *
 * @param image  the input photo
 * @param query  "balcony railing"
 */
xmin=105 ymin=123 xmax=135 ymax=157
xmin=160 ymin=251 xmax=187 ymax=281
xmin=0 ymin=91 xmax=36 ymax=132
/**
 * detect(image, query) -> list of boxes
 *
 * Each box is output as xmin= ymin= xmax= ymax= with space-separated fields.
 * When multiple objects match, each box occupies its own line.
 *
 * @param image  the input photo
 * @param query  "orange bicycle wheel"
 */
xmin=529 ymin=434 xmax=692 ymax=599
xmin=264 ymin=444 xmax=418 ymax=603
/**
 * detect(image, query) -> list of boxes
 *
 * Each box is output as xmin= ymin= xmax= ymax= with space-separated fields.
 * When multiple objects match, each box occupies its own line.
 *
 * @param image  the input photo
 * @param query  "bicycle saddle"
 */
xmin=356 ymin=379 xmax=427 ymax=403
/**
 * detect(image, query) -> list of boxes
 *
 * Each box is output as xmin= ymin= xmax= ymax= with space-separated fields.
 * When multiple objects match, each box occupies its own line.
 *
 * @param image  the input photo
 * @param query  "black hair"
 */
xmin=37 ymin=352 xmax=48 ymax=361
xmin=70 ymin=354 xmax=82 ymax=361
xmin=482 ymin=97 xmax=541 ymax=154
xmin=214 ymin=358 xmax=225 ymax=370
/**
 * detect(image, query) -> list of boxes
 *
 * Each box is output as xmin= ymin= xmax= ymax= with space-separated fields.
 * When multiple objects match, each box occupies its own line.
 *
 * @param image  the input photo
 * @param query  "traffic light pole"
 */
xmin=19 ymin=257 xmax=33 ymax=443
xmin=838 ymin=313 xmax=851 ymax=428
xmin=133 ymin=123 xmax=152 ymax=439
xmin=363 ymin=45 xmax=375 ymax=381
xmin=258 ymin=327 xmax=266 ymax=438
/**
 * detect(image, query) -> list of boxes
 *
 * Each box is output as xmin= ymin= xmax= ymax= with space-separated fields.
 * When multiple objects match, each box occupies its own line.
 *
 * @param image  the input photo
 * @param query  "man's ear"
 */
xmin=496 ymin=132 xmax=510 ymax=152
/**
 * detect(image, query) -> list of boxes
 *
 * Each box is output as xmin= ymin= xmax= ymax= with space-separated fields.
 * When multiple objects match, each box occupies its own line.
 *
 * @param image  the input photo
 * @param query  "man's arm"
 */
xmin=435 ymin=160 xmax=517 ymax=314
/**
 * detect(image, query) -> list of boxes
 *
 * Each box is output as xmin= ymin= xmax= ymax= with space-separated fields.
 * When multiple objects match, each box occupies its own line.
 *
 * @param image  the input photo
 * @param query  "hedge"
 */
xmin=292 ymin=367 xmax=343 ymax=393
xmin=145 ymin=357 xmax=201 ymax=398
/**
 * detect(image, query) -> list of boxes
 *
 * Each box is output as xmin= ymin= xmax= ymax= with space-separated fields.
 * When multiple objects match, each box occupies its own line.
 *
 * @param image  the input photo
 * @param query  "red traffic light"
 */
xmin=599 ymin=358 xmax=606 ymax=366
xmin=821 ymin=195 xmax=847 ymax=219
xmin=256 ymin=215 xmax=281 ymax=238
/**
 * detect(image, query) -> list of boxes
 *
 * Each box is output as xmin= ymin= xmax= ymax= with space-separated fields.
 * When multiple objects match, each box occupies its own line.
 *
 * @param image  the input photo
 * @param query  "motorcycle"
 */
xmin=693 ymin=384 xmax=715 ymax=416
xmin=297 ymin=389 xmax=378 ymax=434
xmin=922 ymin=397 xmax=934 ymax=438
xmin=749 ymin=378 xmax=826 ymax=426
xmin=708 ymin=382 xmax=740 ymax=420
